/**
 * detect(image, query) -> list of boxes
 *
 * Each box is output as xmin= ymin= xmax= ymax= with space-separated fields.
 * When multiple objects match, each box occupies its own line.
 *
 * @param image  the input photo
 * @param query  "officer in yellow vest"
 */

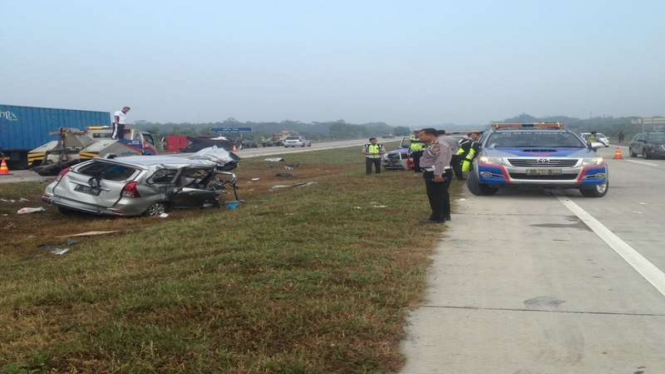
xmin=588 ymin=131 xmax=597 ymax=143
xmin=461 ymin=132 xmax=481 ymax=173
xmin=409 ymin=130 xmax=426 ymax=172
xmin=363 ymin=137 xmax=385 ymax=175
xmin=457 ymin=131 xmax=480 ymax=173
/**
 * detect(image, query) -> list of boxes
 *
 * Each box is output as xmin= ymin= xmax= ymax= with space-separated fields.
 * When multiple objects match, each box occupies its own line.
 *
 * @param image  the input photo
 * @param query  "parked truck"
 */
xmin=28 ymin=126 xmax=158 ymax=175
xmin=0 ymin=104 xmax=111 ymax=169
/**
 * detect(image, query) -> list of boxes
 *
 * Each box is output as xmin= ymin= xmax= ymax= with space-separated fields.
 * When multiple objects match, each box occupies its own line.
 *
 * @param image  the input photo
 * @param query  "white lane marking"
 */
xmin=625 ymin=159 xmax=659 ymax=167
xmin=557 ymin=196 xmax=665 ymax=298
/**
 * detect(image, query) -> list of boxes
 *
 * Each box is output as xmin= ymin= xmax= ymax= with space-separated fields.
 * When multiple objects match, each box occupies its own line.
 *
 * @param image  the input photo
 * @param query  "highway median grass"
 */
xmin=0 ymin=146 xmax=456 ymax=374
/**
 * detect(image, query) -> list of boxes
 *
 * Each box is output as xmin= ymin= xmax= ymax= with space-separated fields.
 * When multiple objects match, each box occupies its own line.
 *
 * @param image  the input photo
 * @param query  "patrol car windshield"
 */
xmin=486 ymin=131 xmax=585 ymax=148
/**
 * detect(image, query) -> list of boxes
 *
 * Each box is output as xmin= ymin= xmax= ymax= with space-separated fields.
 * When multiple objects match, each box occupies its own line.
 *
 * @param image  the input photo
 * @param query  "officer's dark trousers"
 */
xmin=366 ymin=157 xmax=381 ymax=174
xmin=451 ymin=155 xmax=464 ymax=180
xmin=424 ymin=170 xmax=453 ymax=221
xmin=411 ymin=151 xmax=424 ymax=172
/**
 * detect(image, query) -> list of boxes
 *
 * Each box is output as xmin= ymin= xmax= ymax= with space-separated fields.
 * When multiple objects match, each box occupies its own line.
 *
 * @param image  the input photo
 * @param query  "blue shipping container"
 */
xmin=0 ymin=104 xmax=111 ymax=155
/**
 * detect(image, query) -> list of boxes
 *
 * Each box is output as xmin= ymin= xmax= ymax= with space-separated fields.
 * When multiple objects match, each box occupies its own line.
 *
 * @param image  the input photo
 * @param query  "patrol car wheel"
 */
xmin=580 ymin=182 xmax=609 ymax=198
xmin=467 ymin=171 xmax=498 ymax=196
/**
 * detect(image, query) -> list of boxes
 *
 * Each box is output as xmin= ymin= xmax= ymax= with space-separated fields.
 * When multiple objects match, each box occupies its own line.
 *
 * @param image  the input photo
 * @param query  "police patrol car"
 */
xmin=467 ymin=123 xmax=608 ymax=197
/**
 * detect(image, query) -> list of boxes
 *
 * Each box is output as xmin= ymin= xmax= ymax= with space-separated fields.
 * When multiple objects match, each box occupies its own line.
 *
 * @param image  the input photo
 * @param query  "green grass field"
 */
xmin=0 ymin=146 xmax=459 ymax=374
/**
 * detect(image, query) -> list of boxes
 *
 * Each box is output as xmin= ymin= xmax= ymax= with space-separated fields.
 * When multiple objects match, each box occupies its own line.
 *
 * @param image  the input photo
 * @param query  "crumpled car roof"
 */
xmin=112 ymin=156 xmax=217 ymax=168
xmin=99 ymin=146 xmax=237 ymax=171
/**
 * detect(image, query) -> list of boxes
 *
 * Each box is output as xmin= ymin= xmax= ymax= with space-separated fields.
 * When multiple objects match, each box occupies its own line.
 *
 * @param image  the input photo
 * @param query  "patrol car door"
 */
xmin=171 ymin=167 xmax=219 ymax=208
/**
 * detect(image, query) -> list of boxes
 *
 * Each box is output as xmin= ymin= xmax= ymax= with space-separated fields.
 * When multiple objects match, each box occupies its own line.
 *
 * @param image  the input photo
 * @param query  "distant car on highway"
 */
xmin=580 ymin=132 xmax=610 ymax=147
xmin=469 ymin=123 xmax=609 ymax=197
xmin=283 ymin=136 xmax=312 ymax=148
xmin=42 ymin=147 xmax=239 ymax=217
xmin=628 ymin=132 xmax=665 ymax=159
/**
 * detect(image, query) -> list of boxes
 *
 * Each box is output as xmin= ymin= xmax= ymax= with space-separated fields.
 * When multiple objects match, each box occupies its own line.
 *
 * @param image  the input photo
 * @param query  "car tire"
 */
xmin=643 ymin=149 xmax=652 ymax=159
xmin=629 ymin=147 xmax=637 ymax=157
xmin=580 ymin=181 xmax=609 ymax=198
xmin=308 ymin=143 xmax=312 ymax=147
xmin=301 ymin=144 xmax=305 ymax=147
xmin=144 ymin=202 xmax=168 ymax=217
xmin=467 ymin=171 xmax=499 ymax=196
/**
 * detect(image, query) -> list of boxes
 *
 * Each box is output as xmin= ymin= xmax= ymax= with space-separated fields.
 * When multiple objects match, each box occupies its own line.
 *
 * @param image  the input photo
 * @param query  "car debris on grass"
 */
xmin=269 ymin=181 xmax=317 ymax=191
xmin=57 ymin=230 xmax=121 ymax=239
xmin=17 ymin=207 xmax=46 ymax=214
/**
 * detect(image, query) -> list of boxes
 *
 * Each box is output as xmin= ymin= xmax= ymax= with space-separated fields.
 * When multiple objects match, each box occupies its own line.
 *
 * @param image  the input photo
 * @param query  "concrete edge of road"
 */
xmin=557 ymin=195 xmax=665 ymax=298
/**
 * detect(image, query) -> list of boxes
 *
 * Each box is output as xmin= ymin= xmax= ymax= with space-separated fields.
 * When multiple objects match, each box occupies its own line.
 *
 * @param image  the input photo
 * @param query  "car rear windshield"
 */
xmin=286 ymin=137 xmax=300 ymax=140
xmin=486 ymin=131 xmax=584 ymax=148
xmin=647 ymin=133 xmax=665 ymax=142
xmin=78 ymin=162 xmax=137 ymax=181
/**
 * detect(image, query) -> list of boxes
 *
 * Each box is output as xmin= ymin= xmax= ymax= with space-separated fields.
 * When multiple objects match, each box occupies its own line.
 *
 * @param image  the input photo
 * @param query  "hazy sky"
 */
xmin=2 ymin=0 xmax=664 ymax=125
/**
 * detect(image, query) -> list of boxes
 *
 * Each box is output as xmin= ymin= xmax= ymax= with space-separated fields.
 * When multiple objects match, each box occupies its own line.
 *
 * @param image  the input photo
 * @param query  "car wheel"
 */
xmin=580 ymin=181 xmax=609 ymax=198
xmin=144 ymin=202 xmax=168 ymax=217
xmin=301 ymin=144 xmax=305 ymax=147
xmin=466 ymin=171 xmax=498 ymax=196
xmin=629 ymin=147 xmax=637 ymax=157
xmin=643 ymin=149 xmax=652 ymax=159
xmin=308 ymin=143 xmax=312 ymax=147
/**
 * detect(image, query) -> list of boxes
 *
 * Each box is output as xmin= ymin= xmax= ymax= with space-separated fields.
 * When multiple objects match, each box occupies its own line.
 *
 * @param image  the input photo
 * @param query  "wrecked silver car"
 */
xmin=41 ymin=147 xmax=239 ymax=217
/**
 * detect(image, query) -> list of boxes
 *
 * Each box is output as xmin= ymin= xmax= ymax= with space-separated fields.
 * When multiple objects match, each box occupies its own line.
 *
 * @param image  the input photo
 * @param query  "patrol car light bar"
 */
xmin=87 ymin=126 xmax=112 ymax=130
xmin=491 ymin=122 xmax=564 ymax=130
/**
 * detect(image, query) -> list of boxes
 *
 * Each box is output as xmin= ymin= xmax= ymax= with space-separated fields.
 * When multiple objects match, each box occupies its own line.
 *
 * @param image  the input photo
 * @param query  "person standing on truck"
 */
xmin=362 ymin=137 xmax=385 ymax=175
xmin=409 ymin=130 xmax=426 ymax=173
xmin=418 ymin=128 xmax=453 ymax=223
xmin=112 ymin=106 xmax=131 ymax=140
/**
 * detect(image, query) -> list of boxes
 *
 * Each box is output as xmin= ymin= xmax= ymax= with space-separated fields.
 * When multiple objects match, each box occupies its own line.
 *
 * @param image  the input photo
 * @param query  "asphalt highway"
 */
xmin=401 ymin=145 xmax=665 ymax=373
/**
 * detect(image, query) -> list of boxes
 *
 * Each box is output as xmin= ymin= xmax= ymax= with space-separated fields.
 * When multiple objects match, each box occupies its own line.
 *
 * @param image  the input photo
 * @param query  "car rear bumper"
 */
xmin=42 ymin=193 xmax=150 ymax=216
xmin=477 ymin=163 xmax=608 ymax=187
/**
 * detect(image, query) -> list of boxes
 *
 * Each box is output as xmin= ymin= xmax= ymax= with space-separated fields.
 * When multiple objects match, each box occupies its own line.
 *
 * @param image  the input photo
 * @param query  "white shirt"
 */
xmin=114 ymin=110 xmax=127 ymax=125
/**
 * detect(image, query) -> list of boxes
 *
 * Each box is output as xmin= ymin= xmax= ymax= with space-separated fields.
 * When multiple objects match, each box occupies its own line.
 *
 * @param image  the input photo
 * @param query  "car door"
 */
xmin=628 ymin=134 xmax=642 ymax=153
xmin=171 ymin=167 xmax=219 ymax=208
xmin=635 ymin=134 xmax=646 ymax=154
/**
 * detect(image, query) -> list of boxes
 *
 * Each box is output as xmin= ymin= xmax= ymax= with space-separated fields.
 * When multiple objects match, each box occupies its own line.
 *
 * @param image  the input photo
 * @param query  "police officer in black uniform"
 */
xmin=418 ymin=128 xmax=453 ymax=223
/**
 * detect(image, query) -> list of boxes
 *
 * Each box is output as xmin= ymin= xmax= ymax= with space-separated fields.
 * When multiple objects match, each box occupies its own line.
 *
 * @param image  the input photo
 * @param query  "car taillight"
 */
xmin=55 ymin=167 xmax=71 ymax=182
xmin=121 ymin=181 xmax=140 ymax=198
